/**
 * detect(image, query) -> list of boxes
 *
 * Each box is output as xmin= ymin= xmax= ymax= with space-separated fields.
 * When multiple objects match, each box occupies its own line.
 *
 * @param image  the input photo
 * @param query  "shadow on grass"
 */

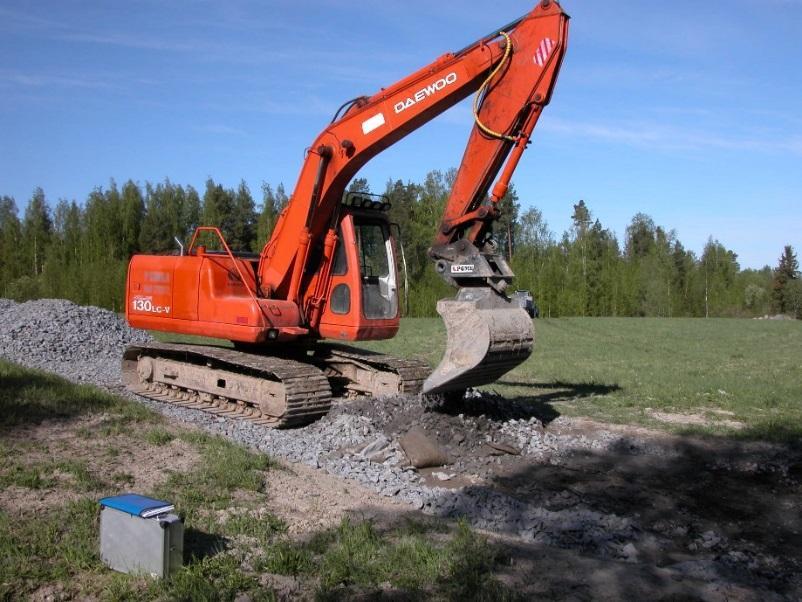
xmin=497 ymin=380 xmax=621 ymax=399
xmin=446 ymin=381 xmax=622 ymax=426
xmin=402 ymin=431 xmax=802 ymax=600
xmin=0 ymin=368 xmax=124 ymax=428
xmin=679 ymin=421 xmax=802 ymax=448
xmin=183 ymin=527 xmax=228 ymax=563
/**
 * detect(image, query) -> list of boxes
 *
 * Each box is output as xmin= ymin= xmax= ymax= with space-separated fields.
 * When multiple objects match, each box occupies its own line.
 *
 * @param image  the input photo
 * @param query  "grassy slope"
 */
xmin=358 ymin=317 xmax=802 ymax=439
xmin=0 ymin=360 xmax=512 ymax=601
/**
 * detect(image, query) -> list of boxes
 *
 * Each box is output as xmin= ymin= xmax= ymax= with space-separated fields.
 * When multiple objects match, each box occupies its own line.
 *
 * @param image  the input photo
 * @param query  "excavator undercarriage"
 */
xmin=123 ymin=342 xmax=430 ymax=428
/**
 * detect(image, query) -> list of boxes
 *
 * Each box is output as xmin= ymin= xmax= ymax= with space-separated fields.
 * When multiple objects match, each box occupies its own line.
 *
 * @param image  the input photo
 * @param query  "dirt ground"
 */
xmin=0 ymin=420 xmax=193 ymax=518
xmin=332 ymin=393 xmax=802 ymax=601
xmin=0 ymin=415 xmax=409 ymax=529
xmin=486 ymin=423 xmax=802 ymax=600
xmin=4 ymin=401 xmax=800 ymax=601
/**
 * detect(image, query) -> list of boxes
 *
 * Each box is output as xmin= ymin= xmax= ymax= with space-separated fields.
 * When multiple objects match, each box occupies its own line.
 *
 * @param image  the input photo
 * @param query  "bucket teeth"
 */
xmin=423 ymin=287 xmax=534 ymax=395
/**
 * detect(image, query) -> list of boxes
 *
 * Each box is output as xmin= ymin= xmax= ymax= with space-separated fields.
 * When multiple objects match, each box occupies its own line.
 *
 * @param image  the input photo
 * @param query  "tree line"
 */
xmin=0 ymin=172 xmax=799 ymax=319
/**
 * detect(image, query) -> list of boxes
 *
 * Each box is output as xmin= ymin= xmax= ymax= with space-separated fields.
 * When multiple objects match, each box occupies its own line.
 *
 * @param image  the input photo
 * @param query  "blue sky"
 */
xmin=1 ymin=0 xmax=800 ymax=269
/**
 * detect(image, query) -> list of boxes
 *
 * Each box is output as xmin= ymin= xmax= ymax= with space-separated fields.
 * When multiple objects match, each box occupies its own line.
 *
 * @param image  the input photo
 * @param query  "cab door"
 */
xmin=318 ymin=210 xmax=400 ymax=341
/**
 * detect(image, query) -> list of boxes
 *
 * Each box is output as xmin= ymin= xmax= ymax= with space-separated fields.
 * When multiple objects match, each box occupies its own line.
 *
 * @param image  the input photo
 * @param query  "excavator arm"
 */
xmin=258 ymin=0 xmax=569 ymax=394
xmin=123 ymin=1 xmax=570 ymax=426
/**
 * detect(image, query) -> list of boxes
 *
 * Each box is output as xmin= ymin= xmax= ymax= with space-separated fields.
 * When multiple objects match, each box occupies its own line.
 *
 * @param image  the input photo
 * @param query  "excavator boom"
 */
xmin=124 ymin=1 xmax=570 ymax=424
xmin=259 ymin=0 xmax=569 ymax=394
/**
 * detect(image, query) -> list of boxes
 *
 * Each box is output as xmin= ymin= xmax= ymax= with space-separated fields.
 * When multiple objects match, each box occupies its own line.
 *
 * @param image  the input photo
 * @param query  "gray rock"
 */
xmin=398 ymin=427 xmax=450 ymax=468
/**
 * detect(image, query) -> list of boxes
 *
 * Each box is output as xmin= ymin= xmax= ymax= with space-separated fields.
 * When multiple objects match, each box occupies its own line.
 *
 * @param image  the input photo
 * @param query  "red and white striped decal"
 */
xmin=534 ymin=38 xmax=555 ymax=67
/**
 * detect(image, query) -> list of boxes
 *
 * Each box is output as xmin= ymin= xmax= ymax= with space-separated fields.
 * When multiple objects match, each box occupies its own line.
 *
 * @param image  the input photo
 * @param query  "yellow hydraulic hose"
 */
xmin=472 ymin=31 xmax=518 ymax=143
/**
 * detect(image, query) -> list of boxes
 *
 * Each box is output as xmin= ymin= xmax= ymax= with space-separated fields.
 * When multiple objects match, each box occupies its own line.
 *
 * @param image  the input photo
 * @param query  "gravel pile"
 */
xmin=0 ymin=299 xmax=689 ymax=556
xmin=0 ymin=298 xmax=151 ymax=385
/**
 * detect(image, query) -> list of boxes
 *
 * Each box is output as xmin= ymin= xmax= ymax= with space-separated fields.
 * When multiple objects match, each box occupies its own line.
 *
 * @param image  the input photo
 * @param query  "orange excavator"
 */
xmin=123 ymin=1 xmax=569 ymax=427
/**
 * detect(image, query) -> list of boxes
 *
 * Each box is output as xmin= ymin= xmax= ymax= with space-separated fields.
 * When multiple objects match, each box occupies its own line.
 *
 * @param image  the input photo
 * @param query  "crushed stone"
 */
xmin=1 ymin=298 xmax=799 ymax=598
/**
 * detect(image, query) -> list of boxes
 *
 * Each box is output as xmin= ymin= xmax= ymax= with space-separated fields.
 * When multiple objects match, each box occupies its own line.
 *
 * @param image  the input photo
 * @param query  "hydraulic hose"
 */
xmin=472 ymin=31 xmax=518 ymax=143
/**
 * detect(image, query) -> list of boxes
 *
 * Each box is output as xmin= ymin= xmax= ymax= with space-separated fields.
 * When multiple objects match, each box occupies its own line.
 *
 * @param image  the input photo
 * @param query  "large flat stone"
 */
xmin=398 ymin=427 xmax=449 ymax=468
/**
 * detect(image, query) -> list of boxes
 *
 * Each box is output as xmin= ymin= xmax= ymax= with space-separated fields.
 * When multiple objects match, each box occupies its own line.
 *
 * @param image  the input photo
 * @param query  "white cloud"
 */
xmin=0 ymin=70 xmax=118 ymax=90
xmin=540 ymin=117 xmax=802 ymax=156
xmin=56 ymin=32 xmax=198 ymax=52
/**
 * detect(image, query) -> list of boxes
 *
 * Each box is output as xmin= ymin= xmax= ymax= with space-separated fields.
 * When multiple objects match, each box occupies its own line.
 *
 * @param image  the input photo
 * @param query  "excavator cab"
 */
xmin=317 ymin=194 xmax=534 ymax=396
xmin=317 ymin=196 xmax=401 ymax=342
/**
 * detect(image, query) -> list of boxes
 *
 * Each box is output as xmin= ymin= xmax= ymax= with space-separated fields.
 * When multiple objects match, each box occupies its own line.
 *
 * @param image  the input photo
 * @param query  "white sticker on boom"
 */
xmin=361 ymin=112 xmax=386 ymax=135
xmin=534 ymin=38 xmax=555 ymax=67
xmin=450 ymin=264 xmax=475 ymax=274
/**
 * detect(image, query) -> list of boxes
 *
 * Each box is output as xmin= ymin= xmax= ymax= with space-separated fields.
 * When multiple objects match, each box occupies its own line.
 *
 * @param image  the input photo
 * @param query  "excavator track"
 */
xmin=122 ymin=342 xmax=332 ymax=428
xmin=309 ymin=344 xmax=431 ymax=397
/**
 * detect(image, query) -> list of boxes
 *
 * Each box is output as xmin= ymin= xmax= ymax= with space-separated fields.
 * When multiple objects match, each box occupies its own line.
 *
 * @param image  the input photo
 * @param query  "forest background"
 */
xmin=0 ymin=171 xmax=799 ymax=320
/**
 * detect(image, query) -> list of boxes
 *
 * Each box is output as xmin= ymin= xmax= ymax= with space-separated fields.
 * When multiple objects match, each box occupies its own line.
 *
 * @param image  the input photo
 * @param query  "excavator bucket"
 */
xmin=423 ymin=287 xmax=534 ymax=395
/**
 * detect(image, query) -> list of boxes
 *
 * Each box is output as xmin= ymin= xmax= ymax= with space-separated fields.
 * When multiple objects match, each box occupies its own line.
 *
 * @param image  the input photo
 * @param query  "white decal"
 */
xmin=450 ymin=264 xmax=475 ymax=274
xmin=394 ymin=72 xmax=458 ymax=114
xmin=132 ymin=295 xmax=171 ymax=315
xmin=361 ymin=112 xmax=386 ymax=135
xmin=534 ymin=38 xmax=555 ymax=67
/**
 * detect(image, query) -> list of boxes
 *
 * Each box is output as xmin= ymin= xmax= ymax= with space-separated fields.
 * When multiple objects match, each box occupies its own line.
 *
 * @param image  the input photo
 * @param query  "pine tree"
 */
xmin=228 ymin=180 xmax=257 ymax=251
xmin=625 ymin=213 xmax=656 ymax=259
xmin=120 ymin=181 xmax=145 ymax=257
xmin=0 ymin=196 xmax=23 ymax=294
xmin=771 ymin=245 xmax=800 ymax=314
xmin=569 ymin=200 xmax=593 ymax=313
xmin=22 ymin=187 xmax=53 ymax=276
xmin=571 ymin=200 xmax=591 ymax=239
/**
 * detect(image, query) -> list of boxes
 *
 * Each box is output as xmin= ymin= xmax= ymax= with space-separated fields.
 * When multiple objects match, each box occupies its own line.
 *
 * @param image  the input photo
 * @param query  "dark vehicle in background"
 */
xmin=513 ymin=291 xmax=539 ymax=319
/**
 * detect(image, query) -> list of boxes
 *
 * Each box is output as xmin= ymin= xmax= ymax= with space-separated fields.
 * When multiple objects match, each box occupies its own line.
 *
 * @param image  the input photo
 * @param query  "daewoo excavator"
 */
xmin=123 ymin=1 xmax=569 ymax=427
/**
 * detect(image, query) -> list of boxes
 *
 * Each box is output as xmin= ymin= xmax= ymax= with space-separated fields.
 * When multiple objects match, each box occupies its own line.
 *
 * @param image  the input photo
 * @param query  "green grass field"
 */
xmin=359 ymin=317 xmax=802 ymax=441
xmin=154 ymin=317 xmax=802 ymax=442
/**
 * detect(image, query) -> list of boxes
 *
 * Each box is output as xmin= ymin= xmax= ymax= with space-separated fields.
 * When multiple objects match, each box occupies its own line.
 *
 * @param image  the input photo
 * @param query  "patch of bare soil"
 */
xmin=335 ymin=394 xmax=802 ymax=600
xmin=261 ymin=462 xmax=412 ymax=535
xmin=0 ymin=485 xmax=85 ymax=517
xmin=0 ymin=415 xmax=199 ymax=514
xmin=648 ymin=409 xmax=746 ymax=430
